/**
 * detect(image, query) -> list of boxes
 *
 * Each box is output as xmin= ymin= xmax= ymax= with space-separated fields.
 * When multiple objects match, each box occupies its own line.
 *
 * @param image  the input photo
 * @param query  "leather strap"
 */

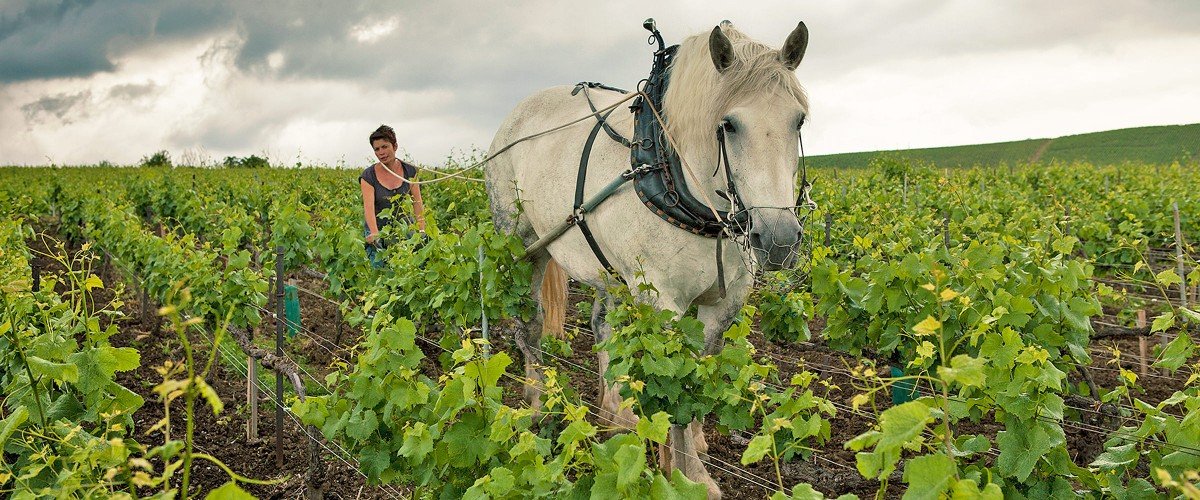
xmin=573 ymin=82 xmax=633 ymax=149
xmin=575 ymin=106 xmax=619 ymax=274
xmin=716 ymin=234 xmax=726 ymax=299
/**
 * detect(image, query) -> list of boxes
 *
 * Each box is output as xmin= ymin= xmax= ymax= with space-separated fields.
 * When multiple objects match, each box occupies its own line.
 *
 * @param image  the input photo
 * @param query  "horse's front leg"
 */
xmin=665 ymin=277 xmax=752 ymax=499
xmin=686 ymin=290 xmax=751 ymax=461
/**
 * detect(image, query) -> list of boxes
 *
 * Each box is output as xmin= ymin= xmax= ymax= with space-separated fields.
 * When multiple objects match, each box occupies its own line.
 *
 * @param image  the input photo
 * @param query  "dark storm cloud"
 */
xmin=21 ymin=90 xmax=91 ymax=123
xmin=4 ymin=0 xmax=1199 ymax=86
xmin=221 ymin=1 xmax=647 ymax=92
xmin=3 ymin=0 xmax=1199 ymax=164
xmin=0 ymin=0 xmax=233 ymax=82
xmin=0 ymin=0 xmax=638 ymax=109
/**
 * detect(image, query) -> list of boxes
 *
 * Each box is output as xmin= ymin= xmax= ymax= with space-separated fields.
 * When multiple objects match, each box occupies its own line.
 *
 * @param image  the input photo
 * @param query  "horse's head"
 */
xmin=665 ymin=21 xmax=811 ymax=271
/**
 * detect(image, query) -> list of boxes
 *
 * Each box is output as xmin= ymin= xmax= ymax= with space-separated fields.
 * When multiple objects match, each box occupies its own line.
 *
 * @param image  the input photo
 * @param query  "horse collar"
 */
xmin=628 ymin=39 xmax=749 ymax=239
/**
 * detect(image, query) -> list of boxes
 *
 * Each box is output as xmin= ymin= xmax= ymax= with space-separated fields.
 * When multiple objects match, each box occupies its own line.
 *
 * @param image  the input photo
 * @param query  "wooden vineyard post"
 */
xmin=902 ymin=172 xmax=908 ymax=206
xmin=942 ymin=211 xmax=950 ymax=249
xmin=275 ymin=246 xmax=285 ymax=469
xmin=248 ymin=326 xmax=259 ymax=440
xmin=1137 ymin=310 xmax=1148 ymax=378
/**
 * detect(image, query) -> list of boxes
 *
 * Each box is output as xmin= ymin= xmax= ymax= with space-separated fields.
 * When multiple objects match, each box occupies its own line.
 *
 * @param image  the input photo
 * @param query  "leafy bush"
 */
xmin=222 ymin=155 xmax=270 ymax=169
xmin=140 ymin=150 xmax=172 ymax=168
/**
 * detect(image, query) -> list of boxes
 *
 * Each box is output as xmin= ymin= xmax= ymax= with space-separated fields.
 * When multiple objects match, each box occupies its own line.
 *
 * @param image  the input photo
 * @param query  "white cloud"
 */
xmin=266 ymin=51 xmax=285 ymax=71
xmin=0 ymin=35 xmax=217 ymax=165
xmin=804 ymin=34 xmax=1200 ymax=154
xmin=349 ymin=16 xmax=399 ymax=44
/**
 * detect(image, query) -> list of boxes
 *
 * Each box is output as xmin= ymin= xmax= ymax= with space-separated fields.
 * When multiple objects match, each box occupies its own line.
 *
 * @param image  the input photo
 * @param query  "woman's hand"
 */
xmin=366 ymin=231 xmax=380 ymax=244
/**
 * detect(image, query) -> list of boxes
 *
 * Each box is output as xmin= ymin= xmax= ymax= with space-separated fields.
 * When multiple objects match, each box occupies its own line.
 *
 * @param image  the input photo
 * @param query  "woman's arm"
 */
xmin=411 ymin=181 xmax=426 ymax=232
xmin=361 ymin=179 xmax=379 ymax=242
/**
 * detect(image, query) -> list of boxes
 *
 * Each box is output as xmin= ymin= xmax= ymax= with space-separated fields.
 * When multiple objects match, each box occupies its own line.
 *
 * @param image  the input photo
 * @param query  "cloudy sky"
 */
xmin=2 ymin=0 xmax=1198 ymax=167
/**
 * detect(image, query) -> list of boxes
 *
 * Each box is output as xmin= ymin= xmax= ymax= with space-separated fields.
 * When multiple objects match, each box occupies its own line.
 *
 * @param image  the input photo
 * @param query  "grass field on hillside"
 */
xmin=808 ymin=123 xmax=1199 ymax=168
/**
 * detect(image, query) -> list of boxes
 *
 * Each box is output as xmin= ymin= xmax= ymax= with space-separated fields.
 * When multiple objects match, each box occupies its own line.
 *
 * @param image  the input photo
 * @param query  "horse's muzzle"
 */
xmin=748 ymin=211 xmax=802 ymax=271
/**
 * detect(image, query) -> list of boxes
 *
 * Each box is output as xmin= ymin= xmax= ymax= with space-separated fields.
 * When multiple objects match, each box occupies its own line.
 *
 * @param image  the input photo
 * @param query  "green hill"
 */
xmin=807 ymin=123 xmax=1200 ymax=168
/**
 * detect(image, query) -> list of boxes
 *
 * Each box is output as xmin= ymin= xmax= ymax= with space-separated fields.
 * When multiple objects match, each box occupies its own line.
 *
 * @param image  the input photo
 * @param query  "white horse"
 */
xmin=486 ymin=21 xmax=810 ymax=498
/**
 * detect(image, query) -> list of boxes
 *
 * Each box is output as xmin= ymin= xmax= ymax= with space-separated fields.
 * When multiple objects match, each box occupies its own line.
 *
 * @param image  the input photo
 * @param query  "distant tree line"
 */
xmin=137 ymin=150 xmax=271 ymax=168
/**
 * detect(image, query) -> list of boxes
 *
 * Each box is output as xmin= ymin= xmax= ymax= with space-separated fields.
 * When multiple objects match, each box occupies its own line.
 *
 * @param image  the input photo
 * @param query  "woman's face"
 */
xmin=372 ymin=139 xmax=396 ymax=163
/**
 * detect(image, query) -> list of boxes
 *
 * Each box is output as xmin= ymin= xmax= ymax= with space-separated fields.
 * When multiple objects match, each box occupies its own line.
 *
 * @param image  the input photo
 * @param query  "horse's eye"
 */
xmin=797 ymin=115 xmax=806 ymax=130
xmin=722 ymin=120 xmax=736 ymax=134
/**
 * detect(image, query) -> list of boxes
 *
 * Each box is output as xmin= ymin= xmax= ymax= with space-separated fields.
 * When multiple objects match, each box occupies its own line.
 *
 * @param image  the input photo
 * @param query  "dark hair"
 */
xmin=369 ymin=124 xmax=397 ymax=147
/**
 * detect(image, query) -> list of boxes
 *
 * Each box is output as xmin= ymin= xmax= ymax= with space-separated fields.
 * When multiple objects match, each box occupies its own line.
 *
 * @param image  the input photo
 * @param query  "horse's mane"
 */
xmin=662 ymin=22 xmax=809 ymax=162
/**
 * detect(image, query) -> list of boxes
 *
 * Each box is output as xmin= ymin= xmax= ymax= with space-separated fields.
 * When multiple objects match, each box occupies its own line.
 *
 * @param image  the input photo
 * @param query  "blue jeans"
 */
xmin=363 ymin=221 xmax=385 ymax=268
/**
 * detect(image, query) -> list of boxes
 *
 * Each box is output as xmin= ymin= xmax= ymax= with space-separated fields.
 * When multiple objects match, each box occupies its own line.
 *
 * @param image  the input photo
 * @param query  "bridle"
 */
xmin=712 ymin=109 xmax=818 ymax=278
xmin=713 ymin=119 xmax=817 ymax=226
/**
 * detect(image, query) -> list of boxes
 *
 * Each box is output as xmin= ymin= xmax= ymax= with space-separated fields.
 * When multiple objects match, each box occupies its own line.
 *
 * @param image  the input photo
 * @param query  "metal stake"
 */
xmin=275 ymin=246 xmax=285 ymax=468
xmin=1136 ymin=310 xmax=1148 ymax=378
xmin=248 ymin=325 xmax=259 ymax=440
xmin=1175 ymin=202 xmax=1187 ymax=309
xmin=478 ymin=244 xmax=490 ymax=358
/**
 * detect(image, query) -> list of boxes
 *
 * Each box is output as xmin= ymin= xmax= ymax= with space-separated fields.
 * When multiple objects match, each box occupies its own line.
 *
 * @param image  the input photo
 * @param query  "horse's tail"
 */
xmin=541 ymin=258 xmax=568 ymax=339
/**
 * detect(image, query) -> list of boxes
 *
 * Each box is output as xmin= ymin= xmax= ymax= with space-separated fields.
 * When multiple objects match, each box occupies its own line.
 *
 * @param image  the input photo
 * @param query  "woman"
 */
xmin=360 ymin=124 xmax=425 ymax=267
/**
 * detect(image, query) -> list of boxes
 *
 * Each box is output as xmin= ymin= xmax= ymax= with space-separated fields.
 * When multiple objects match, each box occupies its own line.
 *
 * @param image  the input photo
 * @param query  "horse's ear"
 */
xmin=709 ymin=25 xmax=735 ymax=73
xmin=780 ymin=21 xmax=809 ymax=70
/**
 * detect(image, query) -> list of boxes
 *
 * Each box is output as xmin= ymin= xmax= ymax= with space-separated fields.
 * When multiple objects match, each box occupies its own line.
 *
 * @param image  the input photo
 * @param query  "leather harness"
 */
xmin=548 ymin=20 xmax=812 ymax=297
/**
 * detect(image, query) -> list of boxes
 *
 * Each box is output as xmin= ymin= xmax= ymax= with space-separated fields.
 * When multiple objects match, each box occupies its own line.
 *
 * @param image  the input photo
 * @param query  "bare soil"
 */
xmin=27 ymin=225 xmax=400 ymax=499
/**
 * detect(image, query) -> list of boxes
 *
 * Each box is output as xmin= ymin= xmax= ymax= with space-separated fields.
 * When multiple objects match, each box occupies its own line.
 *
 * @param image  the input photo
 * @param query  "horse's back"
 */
xmin=486 ymin=85 xmax=632 ymax=240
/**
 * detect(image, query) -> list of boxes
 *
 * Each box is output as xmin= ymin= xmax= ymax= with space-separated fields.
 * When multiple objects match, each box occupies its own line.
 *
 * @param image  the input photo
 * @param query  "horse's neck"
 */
xmin=675 ymin=147 xmax=728 ymax=211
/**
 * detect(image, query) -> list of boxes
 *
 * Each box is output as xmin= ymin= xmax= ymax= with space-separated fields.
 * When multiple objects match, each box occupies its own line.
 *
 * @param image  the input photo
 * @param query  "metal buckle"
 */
xmin=798 ymin=181 xmax=818 ymax=211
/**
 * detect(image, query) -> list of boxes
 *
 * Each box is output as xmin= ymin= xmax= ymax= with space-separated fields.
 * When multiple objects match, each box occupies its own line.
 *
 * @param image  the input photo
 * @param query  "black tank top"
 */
xmin=360 ymin=161 xmax=417 ymax=229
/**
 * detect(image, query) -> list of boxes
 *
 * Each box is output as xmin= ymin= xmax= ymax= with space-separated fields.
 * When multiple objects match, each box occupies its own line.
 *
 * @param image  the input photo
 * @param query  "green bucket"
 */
xmin=891 ymin=366 xmax=918 ymax=404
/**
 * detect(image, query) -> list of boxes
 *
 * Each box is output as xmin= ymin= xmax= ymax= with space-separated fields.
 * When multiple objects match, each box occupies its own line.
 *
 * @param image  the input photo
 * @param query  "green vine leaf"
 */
xmin=995 ymin=419 xmax=1063 ymax=482
xmin=1153 ymin=333 xmax=1194 ymax=372
xmin=902 ymin=453 xmax=956 ymax=500
xmin=636 ymin=412 xmax=671 ymax=444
